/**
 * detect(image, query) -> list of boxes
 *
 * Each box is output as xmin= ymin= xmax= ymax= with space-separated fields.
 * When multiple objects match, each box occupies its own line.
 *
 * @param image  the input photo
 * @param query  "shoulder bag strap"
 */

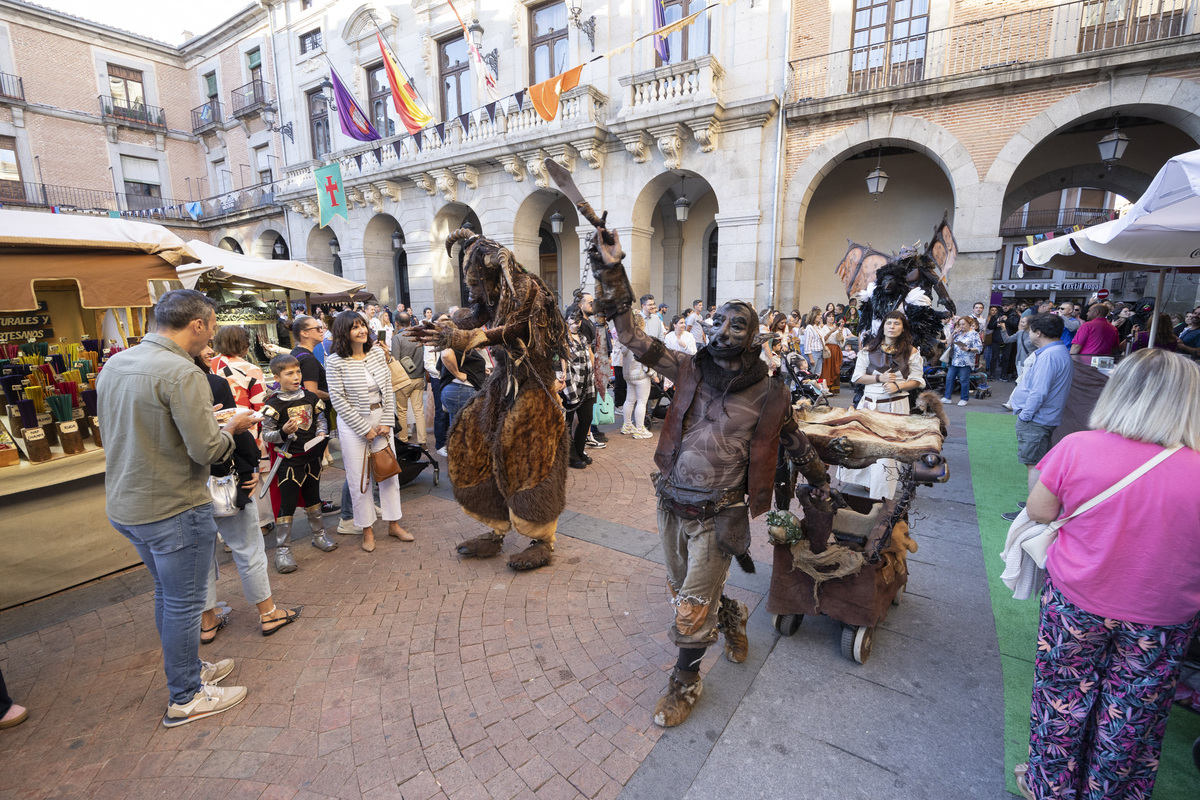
xmin=361 ymin=437 xmax=371 ymax=495
xmin=1051 ymin=445 xmax=1182 ymax=530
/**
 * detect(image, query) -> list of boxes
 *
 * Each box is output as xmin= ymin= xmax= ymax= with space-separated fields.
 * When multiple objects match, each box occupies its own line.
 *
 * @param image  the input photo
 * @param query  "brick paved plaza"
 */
xmin=1 ymin=392 xmax=1016 ymax=800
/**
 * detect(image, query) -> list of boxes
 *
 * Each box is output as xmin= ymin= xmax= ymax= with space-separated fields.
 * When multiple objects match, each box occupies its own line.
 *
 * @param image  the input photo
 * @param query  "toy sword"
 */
xmin=258 ymin=432 xmax=296 ymax=498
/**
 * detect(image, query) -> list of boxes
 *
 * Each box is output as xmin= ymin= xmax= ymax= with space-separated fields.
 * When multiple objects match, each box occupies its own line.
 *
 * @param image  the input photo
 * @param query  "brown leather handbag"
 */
xmin=361 ymin=438 xmax=402 ymax=492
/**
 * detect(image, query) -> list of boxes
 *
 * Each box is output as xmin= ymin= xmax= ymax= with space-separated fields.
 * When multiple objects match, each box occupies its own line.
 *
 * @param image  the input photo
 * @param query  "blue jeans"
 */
xmin=944 ymin=364 xmax=972 ymax=401
xmin=441 ymin=382 xmax=476 ymax=429
xmin=109 ymin=505 xmax=215 ymax=706
xmin=431 ymin=377 xmax=449 ymax=449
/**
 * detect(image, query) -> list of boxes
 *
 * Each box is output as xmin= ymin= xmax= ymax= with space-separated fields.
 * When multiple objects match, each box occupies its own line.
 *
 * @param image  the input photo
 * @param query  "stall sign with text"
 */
xmin=0 ymin=302 xmax=53 ymax=343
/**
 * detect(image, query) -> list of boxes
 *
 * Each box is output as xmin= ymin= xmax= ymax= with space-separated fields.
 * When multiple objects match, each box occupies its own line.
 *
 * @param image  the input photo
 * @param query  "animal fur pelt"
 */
xmin=793 ymin=404 xmax=945 ymax=469
xmin=413 ymin=231 xmax=569 ymax=570
xmin=915 ymin=391 xmax=949 ymax=436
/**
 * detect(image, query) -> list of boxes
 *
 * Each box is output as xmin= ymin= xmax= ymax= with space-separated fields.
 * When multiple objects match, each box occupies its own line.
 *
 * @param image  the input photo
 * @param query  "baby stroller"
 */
xmin=782 ymin=352 xmax=830 ymax=407
xmin=390 ymin=436 xmax=440 ymax=487
xmin=923 ymin=364 xmax=991 ymax=400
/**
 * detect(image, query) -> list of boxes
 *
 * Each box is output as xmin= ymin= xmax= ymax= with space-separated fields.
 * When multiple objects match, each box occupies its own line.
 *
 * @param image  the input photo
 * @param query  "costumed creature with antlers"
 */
xmin=544 ymin=159 xmax=832 ymax=729
xmin=407 ymin=231 xmax=569 ymax=571
xmin=836 ymin=213 xmax=959 ymax=360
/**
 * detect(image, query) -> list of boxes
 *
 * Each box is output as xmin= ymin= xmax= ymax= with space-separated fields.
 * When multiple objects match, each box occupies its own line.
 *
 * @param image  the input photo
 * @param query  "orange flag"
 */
xmin=527 ymin=65 xmax=584 ymax=123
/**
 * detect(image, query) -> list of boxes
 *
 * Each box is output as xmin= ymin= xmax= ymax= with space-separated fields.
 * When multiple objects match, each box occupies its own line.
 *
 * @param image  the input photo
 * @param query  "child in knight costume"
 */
xmin=261 ymin=354 xmax=335 ymax=573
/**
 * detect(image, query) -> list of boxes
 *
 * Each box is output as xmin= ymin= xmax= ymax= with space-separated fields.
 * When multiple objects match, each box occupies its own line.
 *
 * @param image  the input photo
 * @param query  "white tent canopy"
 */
xmin=1020 ymin=149 xmax=1200 ymax=274
xmin=0 ymin=207 xmax=197 ymax=265
xmin=1020 ymin=149 xmax=1200 ymax=346
xmin=178 ymin=239 xmax=364 ymax=296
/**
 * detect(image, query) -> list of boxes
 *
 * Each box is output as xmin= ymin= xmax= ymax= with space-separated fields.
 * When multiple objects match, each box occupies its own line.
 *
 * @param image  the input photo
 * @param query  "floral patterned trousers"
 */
xmin=1026 ymin=578 xmax=1199 ymax=800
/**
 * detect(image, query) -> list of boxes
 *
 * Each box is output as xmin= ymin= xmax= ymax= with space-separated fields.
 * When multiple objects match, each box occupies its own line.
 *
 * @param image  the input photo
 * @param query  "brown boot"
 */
xmin=717 ymin=596 xmax=749 ymax=664
xmin=652 ymin=669 xmax=702 ymax=728
xmin=507 ymin=540 xmax=553 ymax=571
xmin=456 ymin=533 xmax=505 ymax=558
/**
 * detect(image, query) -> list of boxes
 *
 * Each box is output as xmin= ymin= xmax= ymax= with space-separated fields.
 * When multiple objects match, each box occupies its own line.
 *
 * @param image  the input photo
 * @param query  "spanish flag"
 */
xmin=377 ymin=33 xmax=433 ymax=134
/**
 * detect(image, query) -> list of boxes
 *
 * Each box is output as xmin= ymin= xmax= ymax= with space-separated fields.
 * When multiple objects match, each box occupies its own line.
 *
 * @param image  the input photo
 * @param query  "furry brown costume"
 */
xmin=409 ymin=232 xmax=568 ymax=570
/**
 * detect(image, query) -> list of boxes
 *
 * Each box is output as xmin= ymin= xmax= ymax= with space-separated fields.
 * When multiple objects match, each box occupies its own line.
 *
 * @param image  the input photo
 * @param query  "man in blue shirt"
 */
xmin=1002 ymin=313 xmax=1073 ymax=521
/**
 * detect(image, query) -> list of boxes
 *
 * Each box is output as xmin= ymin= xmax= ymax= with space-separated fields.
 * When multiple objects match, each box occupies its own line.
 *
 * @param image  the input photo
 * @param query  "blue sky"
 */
xmin=33 ymin=0 xmax=255 ymax=44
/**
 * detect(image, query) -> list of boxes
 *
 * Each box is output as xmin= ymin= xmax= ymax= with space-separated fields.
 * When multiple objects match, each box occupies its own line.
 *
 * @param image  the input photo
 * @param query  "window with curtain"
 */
xmin=121 ymin=155 xmax=161 ymax=209
xmin=530 ymin=1 xmax=569 ymax=84
xmin=107 ymin=64 xmax=145 ymax=107
xmin=254 ymin=145 xmax=271 ymax=185
xmin=438 ymin=36 xmax=469 ymax=120
xmin=367 ymin=64 xmax=396 ymax=137
xmin=247 ymin=48 xmax=262 ymax=85
xmin=657 ymin=0 xmax=709 ymax=67
xmin=308 ymin=89 xmax=331 ymax=158
xmin=849 ymin=0 xmax=928 ymax=92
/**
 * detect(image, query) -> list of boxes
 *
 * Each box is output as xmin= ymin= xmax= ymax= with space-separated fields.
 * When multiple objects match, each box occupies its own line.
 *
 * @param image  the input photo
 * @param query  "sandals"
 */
xmin=260 ymin=606 xmax=302 ymax=637
xmin=1013 ymin=763 xmax=1035 ymax=800
xmin=200 ymin=612 xmax=229 ymax=645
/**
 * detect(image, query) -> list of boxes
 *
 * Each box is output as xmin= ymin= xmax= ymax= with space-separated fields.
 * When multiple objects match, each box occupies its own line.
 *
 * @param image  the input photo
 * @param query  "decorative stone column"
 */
xmin=616 ymin=224 xmax=656 ymax=302
xmin=403 ymin=238 xmax=436 ymax=314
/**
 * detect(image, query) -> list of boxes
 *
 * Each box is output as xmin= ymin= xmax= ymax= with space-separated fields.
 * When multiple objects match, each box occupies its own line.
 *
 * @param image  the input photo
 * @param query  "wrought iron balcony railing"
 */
xmin=192 ymin=100 xmax=222 ymax=134
xmin=0 ymin=72 xmax=24 ymax=102
xmin=0 ymin=180 xmax=188 ymax=218
xmin=789 ymin=0 xmax=1197 ymax=104
xmin=231 ymin=80 xmax=271 ymax=116
xmin=99 ymin=95 xmax=167 ymax=130
xmin=1000 ymin=206 xmax=1115 ymax=237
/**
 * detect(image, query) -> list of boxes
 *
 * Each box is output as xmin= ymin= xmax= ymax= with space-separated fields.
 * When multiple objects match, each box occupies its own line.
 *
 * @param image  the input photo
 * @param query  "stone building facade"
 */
xmin=2 ymin=0 xmax=1198 ymax=316
xmin=779 ymin=0 xmax=1200 ymax=313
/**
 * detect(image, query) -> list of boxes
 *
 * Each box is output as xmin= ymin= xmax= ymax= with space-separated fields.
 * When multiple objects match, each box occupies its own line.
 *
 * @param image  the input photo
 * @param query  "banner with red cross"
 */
xmin=314 ymin=162 xmax=348 ymax=228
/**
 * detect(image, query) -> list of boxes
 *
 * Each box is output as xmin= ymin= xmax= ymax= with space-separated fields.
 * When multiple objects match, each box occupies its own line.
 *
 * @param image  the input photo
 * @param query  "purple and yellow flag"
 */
xmin=328 ymin=70 xmax=380 ymax=142
xmin=652 ymin=0 xmax=670 ymax=63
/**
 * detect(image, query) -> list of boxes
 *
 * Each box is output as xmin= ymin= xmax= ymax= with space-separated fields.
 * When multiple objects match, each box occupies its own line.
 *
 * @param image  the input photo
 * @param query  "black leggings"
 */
xmin=277 ymin=464 xmax=322 ymax=518
xmin=0 ymin=666 xmax=12 ymax=718
xmin=565 ymin=396 xmax=595 ymax=460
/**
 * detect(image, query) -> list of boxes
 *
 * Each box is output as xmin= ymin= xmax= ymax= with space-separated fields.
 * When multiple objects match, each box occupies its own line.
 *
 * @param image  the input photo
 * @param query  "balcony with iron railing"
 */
xmin=1000 ymin=206 xmax=1116 ymax=237
xmin=192 ymin=100 xmax=222 ymax=134
xmin=231 ymin=80 xmax=271 ymax=117
xmin=788 ymin=0 xmax=1198 ymax=106
xmin=0 ymin=179 xmax=280 ymax=223
xmin=0 ymin=72 xmax=24 ymax=102
xmin=99 ymin=95 xmax=167 ymax=131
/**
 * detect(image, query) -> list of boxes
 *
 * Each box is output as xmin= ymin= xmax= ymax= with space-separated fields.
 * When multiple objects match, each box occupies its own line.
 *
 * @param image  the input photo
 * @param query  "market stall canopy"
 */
xmin=178 ymin=240 xmax=364 ymax=296
xmin=1019 ymin=149 xmax=1200 ymax=274
xmin=0 ymin=208 xmax=196 ymax=312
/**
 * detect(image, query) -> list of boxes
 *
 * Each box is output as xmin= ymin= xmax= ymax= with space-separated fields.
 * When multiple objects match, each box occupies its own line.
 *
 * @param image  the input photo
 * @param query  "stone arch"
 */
xmin=1001 ymin=163 xmax=1153 ymax=219
xmin=512 ymin=188 xmax=580 ymax=295
xmin=780 ymin=115 xmax=981 ymax=253
xmin=430 ymin=202 xmax=482 ymax=311
xmin=304 ymin=223 xmax=343 ymax=277
xmin=217 ymin=236 xmax=245 ymax=254
xmin=251 ymin=227 xmax=289 ymax=260
xmin=340 ymin=3 xmax=397 ymax=42
xmin=362 ymin=213 xmax=406 ymax=308
xmin=629 ymin=170 xmax=720 ymax=306
xmin=984 ymin=76 xmax=1200 ymax=196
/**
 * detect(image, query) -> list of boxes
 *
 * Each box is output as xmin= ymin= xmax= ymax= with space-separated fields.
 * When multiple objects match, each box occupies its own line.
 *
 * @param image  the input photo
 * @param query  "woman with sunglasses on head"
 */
xmin=325 ymin=311 xmax=412 ymax=552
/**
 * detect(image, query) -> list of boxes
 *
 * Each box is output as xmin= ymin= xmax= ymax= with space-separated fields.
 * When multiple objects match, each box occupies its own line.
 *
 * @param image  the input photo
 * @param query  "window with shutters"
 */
xmin=121 ymin=155 xmax=161 ymax=210
xmin=247 ymin=48 xmax=262 ymax=84
xmin=849 ymin=0 xmax=928 ymax=92
xmin=299 ymin=29 xmax=322 ymax=54
xmin=367 ymin=64 xmax=396 ymax=137
xmin=107 ymin=64 xmax=145 ymax=106
xmin=254 ymin=145 xmax=271 ymax=185
xmin=657 ymin=0 xmax=709 ymax=67
xmin=530 ymin=1 xmax=568 ymax=84
xmin=438 ymin=36 xmax=469 ymax=121
xmin=308 ymin=89 xmax=331 ymax=158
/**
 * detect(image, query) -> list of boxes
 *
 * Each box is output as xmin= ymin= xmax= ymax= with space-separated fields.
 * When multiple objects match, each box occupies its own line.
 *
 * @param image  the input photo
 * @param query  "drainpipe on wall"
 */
xmin=766 ymin=0 xmax=792 ymax=311
xmin=262 ymin=0 xmax=295 ymax=261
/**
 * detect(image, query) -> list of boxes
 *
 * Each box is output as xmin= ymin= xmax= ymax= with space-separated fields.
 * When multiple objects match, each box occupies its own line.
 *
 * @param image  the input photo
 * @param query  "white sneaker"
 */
xmin=436 ymin=447 xmax=448 ymax=457
xmin=162 ymin=683 xmax=247 ymax=727
xmin=374 ymin=504 xmax=383 ymax=516
xmin=1002 ymin=402 xmax=1012 ymax=410
xmin=336 ymin=519 xmax=361 ymax=535
xmin=200 ymin=658 xmax=234 ymax=685
xmin=633 ymin=426 xmax=653 ymax=440
xmin=957 ymin=400 xmax=968 ymax=406
xmin=620 ymin=423 xmax=634 ymax=435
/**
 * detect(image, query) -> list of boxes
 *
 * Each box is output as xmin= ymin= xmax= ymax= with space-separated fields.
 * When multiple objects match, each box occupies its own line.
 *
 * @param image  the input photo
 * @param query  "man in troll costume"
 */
xmin=409 ymin=230 xmax=569 ymax=570
xmin=551 ymin=170 xmax=831 ymax=727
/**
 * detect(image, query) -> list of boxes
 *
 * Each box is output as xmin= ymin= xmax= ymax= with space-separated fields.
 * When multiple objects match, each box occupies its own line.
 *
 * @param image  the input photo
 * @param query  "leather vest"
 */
xmin=653 ymin=360 xmax=791 ymax=518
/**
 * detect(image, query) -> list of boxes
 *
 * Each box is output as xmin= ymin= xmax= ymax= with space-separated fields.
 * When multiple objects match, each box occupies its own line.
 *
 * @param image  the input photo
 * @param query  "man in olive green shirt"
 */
xmin=98 ymin=289 xmax=257 ymax=727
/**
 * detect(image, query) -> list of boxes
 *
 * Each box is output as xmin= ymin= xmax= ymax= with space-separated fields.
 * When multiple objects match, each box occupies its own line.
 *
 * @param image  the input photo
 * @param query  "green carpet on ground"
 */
xmin=965 ymin=412 xmax=1200 ymax=799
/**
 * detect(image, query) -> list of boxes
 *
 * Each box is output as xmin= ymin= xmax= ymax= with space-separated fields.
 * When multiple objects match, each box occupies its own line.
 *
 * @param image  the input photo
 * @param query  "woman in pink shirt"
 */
xmin=1015 ymin=348 xmax=1200 ymax=800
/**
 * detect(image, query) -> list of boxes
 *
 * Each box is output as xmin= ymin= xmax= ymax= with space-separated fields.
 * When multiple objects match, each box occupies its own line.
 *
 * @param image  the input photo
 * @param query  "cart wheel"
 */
xmin=840 ymin=625 xmax=874 ymax=664
xmin=772 ymin=614 xmax=802 ymax=636
xmin=891 ymin=584 xmax=905 ymax=606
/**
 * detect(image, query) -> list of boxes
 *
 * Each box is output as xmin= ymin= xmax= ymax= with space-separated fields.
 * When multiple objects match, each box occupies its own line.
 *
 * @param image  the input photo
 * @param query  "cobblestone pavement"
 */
xmin=0 ymin=414 xmax=763 ymax=800
xmin=1 ymin=385 xmax=1016 ymax=800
